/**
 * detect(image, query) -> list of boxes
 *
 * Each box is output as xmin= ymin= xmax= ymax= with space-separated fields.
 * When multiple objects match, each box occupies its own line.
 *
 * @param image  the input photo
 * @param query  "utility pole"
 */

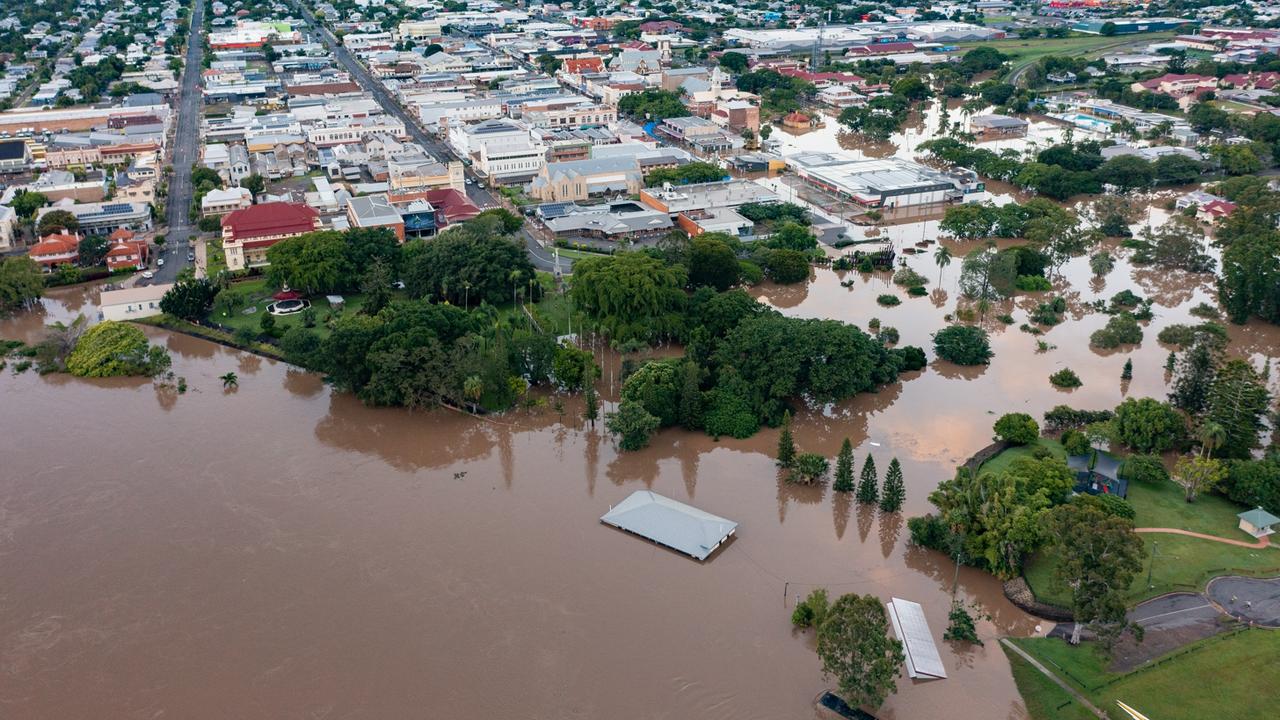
xmin=1146 ymin=541 xmax=1159 ymax=589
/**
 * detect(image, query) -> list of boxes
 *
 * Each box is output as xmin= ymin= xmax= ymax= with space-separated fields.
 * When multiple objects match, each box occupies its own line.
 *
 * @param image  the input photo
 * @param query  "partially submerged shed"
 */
xmin=600 ymin=491 xmax=737 ymax=561
xmin=886 ymin=597 xmax=947 ymax=680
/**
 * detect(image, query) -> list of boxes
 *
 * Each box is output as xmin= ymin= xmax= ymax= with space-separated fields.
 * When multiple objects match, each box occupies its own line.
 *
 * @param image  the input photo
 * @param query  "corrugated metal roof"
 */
xmin=887 ymin=598 xmax=947 ymax=680
xmin=600 ymin=491 xmax=737 ymax=561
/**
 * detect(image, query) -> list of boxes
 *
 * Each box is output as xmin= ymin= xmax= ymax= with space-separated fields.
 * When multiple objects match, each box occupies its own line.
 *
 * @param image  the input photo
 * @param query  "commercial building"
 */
xmin=346 ymin=194 xmax=406 ymax=241
xmin=785 ymin=153 xmax=985 ymax=210
xmin=221 ymin=202 xmax=322 ymax=271
xmin=37 ymin=200 xmax=153 ymax=236
xmin=538 ymin=200 xmax=673 ymax=244
xmin=969 ymin=114 xmax=1029 ymax=141
xmin=1072 ymin=18 xmax=1193 ymax=35
xmin=639 ymin=179 xmax=779 ymax=216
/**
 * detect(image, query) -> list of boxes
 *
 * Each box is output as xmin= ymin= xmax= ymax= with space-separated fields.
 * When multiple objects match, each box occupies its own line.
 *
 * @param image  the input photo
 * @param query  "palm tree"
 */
xmin=1197 ymin=420 xmax=1226 ymax=459
xmin=220 ymin=372 xmax=238 ymax=389
xmin=933 ymin=245 xmax=952 ymax=284
xmin=463 ymin=375 xmax=483 ymax=412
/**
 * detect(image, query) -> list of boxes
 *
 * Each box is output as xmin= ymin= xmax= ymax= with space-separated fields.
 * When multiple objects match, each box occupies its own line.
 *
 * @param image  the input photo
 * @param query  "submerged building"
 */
xmin=785 ymin=153 xmax=985 ymax=210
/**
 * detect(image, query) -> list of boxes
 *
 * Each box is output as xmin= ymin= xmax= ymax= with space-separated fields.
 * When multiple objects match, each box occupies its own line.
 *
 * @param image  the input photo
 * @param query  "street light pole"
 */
xmin=1147 ymin=540 xmax=1158 ymax=589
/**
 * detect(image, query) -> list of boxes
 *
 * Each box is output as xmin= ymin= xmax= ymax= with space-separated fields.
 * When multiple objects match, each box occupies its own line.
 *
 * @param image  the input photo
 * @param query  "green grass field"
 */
xmin=208 ymin=278 xmax=369 ymax=339
xmin=1011 ymin=631 xmax=1280 ymax=720
xmin=1128 ymin=479 xmax=1252 ymax=538
xmin=1026 ymin=533 xmax=1280 ymax=607
xmin=1001 ymin=644 xmax=1097 ymax=720
xmin=955 ymin=31 xmax=1179 ymax=82
xmin=979 ymin=437 xmax=1066 ymax=476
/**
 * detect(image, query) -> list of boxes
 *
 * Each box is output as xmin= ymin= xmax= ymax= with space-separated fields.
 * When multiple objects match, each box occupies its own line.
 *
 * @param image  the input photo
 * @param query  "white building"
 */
xmin=201 ymin=187 xmax=253 ymax=216
xmin=99 ymin=283 xmax=173 ymax=322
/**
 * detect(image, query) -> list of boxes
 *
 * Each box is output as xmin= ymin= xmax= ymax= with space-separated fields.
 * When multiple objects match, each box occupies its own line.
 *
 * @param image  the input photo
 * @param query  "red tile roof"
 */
xmin=109 ymin=228 xmax=136 ymax=241
xmin=564 ymin=57 xmax=604 ymax=74
xmin=222 ymin=202 xmax=320 ymax=241
xmin=286 ymin=82 xmax=361 ymax=96
xmin=30 ymin=233 xmax=80 ymax=261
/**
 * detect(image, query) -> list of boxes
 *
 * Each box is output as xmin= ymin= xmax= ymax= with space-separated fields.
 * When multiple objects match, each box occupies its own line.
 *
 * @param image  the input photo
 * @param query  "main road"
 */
xmin=289 ymin=0 xmax=566 ymax=272
xmin=155 ymin=0 xmax=207 ymax=283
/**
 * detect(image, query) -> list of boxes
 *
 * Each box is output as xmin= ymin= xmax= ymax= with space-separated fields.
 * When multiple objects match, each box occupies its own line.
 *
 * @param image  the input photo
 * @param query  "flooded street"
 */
xmin=3 ymin=203 xmax=1278 ymax=718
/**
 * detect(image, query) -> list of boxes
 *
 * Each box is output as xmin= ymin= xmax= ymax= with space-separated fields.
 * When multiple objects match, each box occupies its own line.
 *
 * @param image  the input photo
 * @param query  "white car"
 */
xmin=142 ymin=271 xmax=155 ymax=279
xmin=157 ymin=258 xmax=165 ymax=267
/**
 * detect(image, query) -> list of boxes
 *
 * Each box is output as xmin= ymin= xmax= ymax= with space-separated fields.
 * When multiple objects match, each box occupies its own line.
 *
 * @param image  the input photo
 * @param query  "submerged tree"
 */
xmin=857 ymin=455 xmax=879 ymax=504
xmin=816 ymin=594 xmax=906 ymax=710
xmin=777 ymin=410 xmax=796 ymax=468
xmin=833 ymin=438 xmax=855 ymax=493
xmin=880 ymin=458 xmax=906 ymax=512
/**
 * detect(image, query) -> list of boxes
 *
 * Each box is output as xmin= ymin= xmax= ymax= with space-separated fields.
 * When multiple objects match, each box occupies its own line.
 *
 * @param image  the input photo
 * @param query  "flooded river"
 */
xmin=2 ymin=209 xmax=1278 ymax=720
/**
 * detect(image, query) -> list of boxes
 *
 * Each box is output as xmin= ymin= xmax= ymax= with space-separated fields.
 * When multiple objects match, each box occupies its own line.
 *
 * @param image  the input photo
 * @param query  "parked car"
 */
xmin=142 ymin=271 xmax=154 ymax=279
xmin=157 ymin=258 xmax=165 ymax=267
xmin=187 ymin=252 xmax=195 ymax=262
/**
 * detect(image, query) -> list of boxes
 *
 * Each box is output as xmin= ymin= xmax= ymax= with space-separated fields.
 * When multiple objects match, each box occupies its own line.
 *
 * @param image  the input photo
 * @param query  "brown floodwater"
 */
xmin=2 ymin=206 xmax=1278 ymax=720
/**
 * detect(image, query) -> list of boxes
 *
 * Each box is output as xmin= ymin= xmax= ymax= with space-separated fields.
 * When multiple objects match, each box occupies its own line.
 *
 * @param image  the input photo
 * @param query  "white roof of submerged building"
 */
xmin=600 ymin=491 xmax=737 ymax=561
xmin=887 ymin=597 xmax=947 ymax=680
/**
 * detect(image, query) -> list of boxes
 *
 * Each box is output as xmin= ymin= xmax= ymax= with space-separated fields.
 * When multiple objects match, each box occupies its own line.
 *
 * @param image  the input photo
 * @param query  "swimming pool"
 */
xmin=1069 ymin=113 xmax=1114 ymax=131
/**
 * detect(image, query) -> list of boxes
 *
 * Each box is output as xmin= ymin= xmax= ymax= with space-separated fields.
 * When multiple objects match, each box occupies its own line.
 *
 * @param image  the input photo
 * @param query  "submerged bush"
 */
xmin=1049 ymin=368 xmax=1083 ymax=388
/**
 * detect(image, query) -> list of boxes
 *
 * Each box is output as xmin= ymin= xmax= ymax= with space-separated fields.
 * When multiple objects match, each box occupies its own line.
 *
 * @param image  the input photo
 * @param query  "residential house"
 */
xmin=103 ymin=228 xmax=148 ymax=271
xmin=201 ymin=187 xmax=253 ymax=216
xmin=970 ymin=114 xmax=1029 ymax=141
xmin=28 ymin=232 xmax=81 ymax=270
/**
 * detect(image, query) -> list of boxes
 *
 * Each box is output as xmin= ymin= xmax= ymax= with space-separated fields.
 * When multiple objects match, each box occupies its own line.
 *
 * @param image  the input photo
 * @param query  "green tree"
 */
xmin=159 ymin=277 xmax=218 ymax=320
xmin=605 ymin=398 xmax=661 ymax=451
xmin=677 ymin=361 xmax=704 ymax=431
xmin=816 ymin=594 xmax=905 ymax=710
xmin=0 ymin=256 xmax=44 ymax=311
xmin=790 ymin=452 xmax=830 ymax=484
xmin=241 ymin=174 xmax=266 ymax=197
xmin=833 ymin=438 xmax=855 ymax=492
xmin=764 ymin=222 xmax=817 ymax=252
xmin=958 ymin=245 xmax=1018 ymax=303
xmin=1219 ymin=233 xmax=1280 ymax=324
xmin=11 ymin=190 xmax=48 ymax=220
xmin=933 ymin=325 xmax=991 ymax=365
xmin=266 ymin=231 xmax=354 ymax=295
xmin=1096 ymin=154 xmax=1154 ymax=193
xmin=536 ymin=52 xmax=562 ymax=75
xmin=1204 ymin=359 xmax=1271 ymax=458
xmin=933 ymin=244 xmax=952 ymax=283
xmin=719 ymin=51 xmax=749 ymax=74
xmin=621 ymin=358 xmax=684 ymax=427
xmin=1169 ymin=339 xmax=1218 ymax=413
xmin=1047 ymin=503 xmax=1143 ymax=647
xmin=776 ymin=409 xmax=796 ymax=468
xmin=880 ymin=458 xmax=905 ymax=512
xmin=993 ymin=413 xmax=1039 ymax=445
xmin=37 ymin=209 xmax=79 ymax=235
xmin=570 ymin=252 xmax=687 ymax=343
xmin=1121 ymin=358 xmax=1133 ymax=380
xmin=687 ymin=235 xmax=741 ymax=291
xmin=220 ymin=372 xmax=239 ymax=388
xmin=403 ymin=217 xmax=537 ymax=307
xmin=1100 ymin=21 xmax=1118 ymax=36
xmin=66 ymin=321 xmax=171 ymax=377
xmin=857 ymin=455 xmax=879 ymax=504
xmin=1113 ymin=397 xmax=1185 ymax=453
xmin=761 ymin=248 xmax=810 ymax=284
xmin=583 ymin=384 xmax=600 ymax=428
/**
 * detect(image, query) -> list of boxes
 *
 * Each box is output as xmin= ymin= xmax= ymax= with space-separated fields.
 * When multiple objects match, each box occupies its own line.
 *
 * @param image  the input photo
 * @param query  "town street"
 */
xmin=155 ymin=0 xmax=206 ymax=284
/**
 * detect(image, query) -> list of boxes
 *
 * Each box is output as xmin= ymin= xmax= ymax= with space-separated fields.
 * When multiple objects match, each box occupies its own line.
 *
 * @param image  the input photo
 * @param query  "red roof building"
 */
xmin=388 ymin=188 xmax=481 ymax=226
xmin=1197 ymin=199 xmax=1237 ymax=222
xmin=104 ymin=230 xmax=148 ymax=271
xmin=29 ymin=232 xmax=81 ymax=270
xmin=221 ymin=202 xmax=321 ymax=271
xmin=563 ymin=57 xmax=604 ymax=75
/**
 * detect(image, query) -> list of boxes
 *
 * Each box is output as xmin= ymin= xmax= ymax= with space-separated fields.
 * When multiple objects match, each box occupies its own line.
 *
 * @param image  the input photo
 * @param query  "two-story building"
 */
xmin=221 ymin=202 xmax=322 ymax=271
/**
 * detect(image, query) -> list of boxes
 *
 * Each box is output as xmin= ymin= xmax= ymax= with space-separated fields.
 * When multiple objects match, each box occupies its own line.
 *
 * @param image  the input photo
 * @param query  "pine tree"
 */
xmin=1165 ymin=351 xmax=1177 ymax=372
xmin=1170 ymin=340 xmax=1218 ymax=414
xmin=833 ymin=438 xmax=855 ymax=492
xmin=1121 ymin=357 xmax=1133 ymax=380
xmin=856 ymin=455 xmax=879 ymax=504
xmin=880 ymin=458 xmax=905 ymax=512
xmin=776 ymin=410 xmax=796 ymax=468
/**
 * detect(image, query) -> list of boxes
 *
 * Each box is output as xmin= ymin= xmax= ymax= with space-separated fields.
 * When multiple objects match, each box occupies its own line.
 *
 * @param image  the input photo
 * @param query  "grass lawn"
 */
xmin=208 ymin=278 xmax=369 ymax=339
xmin=1128 ymin=480 xmax=1252 ymax=538
xmin=1026 ymin=533 xmax=1280 ymax=607
xmin=955 ymin=31 xmax=1178 ymax=80
xmin=980 ymin=437 xmax=1066 ymax=476
xmin=1001 ymin=643 xmax=1097 ymax=720
xmin=205 ymin=237 xmax=227 ymax=277
xmin=551 ymin=246 xmax=612 ymax=261
xmin=1011 ymin=630 xmax=1280 ymax=720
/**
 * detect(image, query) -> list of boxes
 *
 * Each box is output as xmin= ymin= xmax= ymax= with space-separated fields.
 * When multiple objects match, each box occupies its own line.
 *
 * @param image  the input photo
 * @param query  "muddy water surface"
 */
xmin=3 ymin=212 xmax=1277 ymax=720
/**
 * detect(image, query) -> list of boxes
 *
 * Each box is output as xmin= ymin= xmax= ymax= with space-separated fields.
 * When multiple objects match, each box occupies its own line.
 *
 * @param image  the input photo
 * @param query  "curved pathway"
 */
xmin=1135 ymin=527 xmax=1273 ymax=549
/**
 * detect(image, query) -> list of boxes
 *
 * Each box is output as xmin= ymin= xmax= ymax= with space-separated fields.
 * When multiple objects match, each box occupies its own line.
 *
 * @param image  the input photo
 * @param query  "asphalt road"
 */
xmin=154 ymin=0 xmax=206 ymax=284
xmin=291 ymin=1 xmax=565 ymax=272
